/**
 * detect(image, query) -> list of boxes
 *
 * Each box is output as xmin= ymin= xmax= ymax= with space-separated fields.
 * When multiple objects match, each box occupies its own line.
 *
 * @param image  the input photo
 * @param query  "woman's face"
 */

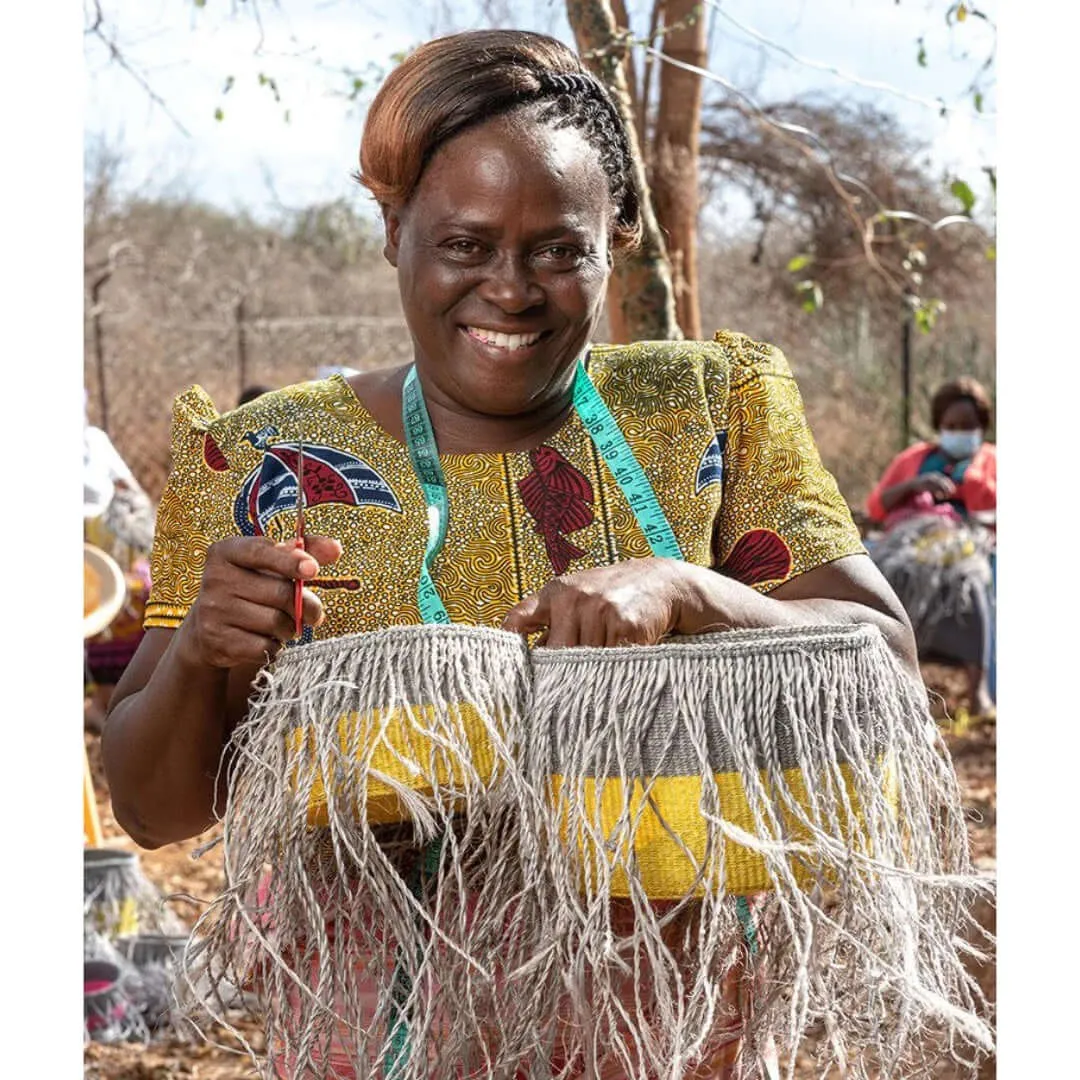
xmin=383 ymin=112 xmax=613 ymax=418
xmin=938 ymin=399 xmax=981 ymax=432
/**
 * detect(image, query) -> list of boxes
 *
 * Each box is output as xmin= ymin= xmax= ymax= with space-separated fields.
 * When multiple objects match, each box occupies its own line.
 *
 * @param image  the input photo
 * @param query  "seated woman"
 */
xmin=865 ymin=376 xmax=997 ymax=720
xmin=84 ymin=394 xmax=157 ymax=731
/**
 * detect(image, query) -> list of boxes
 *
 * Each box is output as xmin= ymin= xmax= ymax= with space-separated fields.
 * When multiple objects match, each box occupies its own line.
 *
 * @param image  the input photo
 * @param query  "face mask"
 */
xmin=937 ymin=428 xmax=982 ymax=461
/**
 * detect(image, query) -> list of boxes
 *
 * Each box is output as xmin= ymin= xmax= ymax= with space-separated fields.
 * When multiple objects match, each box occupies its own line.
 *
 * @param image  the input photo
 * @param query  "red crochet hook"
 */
xmin=293 ymin=424 xmax=306 ymax=639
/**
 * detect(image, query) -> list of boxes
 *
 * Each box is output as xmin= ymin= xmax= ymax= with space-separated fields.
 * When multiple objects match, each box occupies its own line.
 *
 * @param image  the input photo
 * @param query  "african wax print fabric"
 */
xmin=146 ymin=330 xmax=864 ymax=632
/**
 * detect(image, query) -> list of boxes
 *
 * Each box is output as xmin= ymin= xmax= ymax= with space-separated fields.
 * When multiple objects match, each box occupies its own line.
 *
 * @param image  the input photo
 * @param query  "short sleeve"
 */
xmin=707 ymin=331 xmax=865 ymax=592
xmin=144 ymin=387 xmax=240 ymax=629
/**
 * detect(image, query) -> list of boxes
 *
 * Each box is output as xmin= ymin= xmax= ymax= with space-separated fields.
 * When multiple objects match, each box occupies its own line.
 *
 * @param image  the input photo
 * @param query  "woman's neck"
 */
xmin=348 ymin=364 xmax=576 ymax=454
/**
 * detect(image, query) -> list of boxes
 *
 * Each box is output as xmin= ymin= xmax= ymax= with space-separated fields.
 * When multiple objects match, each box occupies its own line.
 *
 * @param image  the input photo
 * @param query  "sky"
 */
xmin=83 ymin=0 xmax=998 ymax=225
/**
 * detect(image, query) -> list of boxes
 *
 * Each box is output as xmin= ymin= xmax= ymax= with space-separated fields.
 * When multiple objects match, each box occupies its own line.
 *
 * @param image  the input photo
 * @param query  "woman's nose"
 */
xmin=475 ymin=252 xmax=544 ymax=313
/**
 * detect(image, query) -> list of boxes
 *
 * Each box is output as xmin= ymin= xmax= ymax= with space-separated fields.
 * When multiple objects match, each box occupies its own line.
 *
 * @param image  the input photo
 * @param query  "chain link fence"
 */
xmin=84 ymin=202 xmax=994 ymax=511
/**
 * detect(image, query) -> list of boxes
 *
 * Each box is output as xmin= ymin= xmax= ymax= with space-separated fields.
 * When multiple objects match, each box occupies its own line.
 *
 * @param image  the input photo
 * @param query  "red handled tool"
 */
xmin=293 ymin=424 xmax=307 ymax=639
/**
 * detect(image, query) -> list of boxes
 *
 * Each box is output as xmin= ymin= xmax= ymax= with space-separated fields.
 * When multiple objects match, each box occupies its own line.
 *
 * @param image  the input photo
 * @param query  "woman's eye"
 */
xmin=444 ymin=239 xmax=484 ymax=259
xmin=537 ymin=245 xmax=584 ymax=267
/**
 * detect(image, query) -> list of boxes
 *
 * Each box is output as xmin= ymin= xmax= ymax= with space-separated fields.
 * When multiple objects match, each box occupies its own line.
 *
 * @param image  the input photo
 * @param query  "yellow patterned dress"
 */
xmin=147 ymin=331 xmax=861 ymax=633
xmin=147 ymin=330 xmax=863 ymax=1079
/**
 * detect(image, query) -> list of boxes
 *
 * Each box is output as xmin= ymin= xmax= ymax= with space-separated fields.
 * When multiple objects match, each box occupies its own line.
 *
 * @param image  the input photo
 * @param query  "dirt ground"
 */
xmin=83 ymin=663 xmax=995 ymax=1079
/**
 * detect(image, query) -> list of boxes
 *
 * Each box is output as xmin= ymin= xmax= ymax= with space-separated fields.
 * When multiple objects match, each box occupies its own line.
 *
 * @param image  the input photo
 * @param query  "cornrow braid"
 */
xmin=531 ymin=70 xmax=641 ymax=248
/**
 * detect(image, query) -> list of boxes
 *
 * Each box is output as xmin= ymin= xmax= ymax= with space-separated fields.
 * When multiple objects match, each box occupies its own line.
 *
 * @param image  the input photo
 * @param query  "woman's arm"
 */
xmin=103 ymin=627 xmax=252 ymax=848
xmin=103 ymin=535 xmax=340 ymax=849
xmin=866 ymin=444 xmax=937 ymax=521
xmin=502 ymin=554 xmax=917 ymax=678
xmin=956 ymin=445 xmax=996 ymax=514
xmin=676 ymin=554 xmax=918 ymax=676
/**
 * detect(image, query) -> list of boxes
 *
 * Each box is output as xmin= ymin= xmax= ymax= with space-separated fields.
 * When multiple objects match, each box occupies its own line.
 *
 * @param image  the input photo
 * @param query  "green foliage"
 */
xmin=257 ymin=72 xmax=281 ymax=104
xmin=912 ymin=297 xmax=946 ymax=334
xmin=795 ymin=279 xmax=824 ymax=313
xmin=949 ymin=178 xmax=976 ymax=216
xmin=786 ymin=254 xmax=813 ymax=273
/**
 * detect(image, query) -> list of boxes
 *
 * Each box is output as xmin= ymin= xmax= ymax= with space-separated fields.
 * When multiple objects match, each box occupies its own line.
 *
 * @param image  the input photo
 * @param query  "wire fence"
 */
xmin=84 ymin=306 xmax=414 ymax=500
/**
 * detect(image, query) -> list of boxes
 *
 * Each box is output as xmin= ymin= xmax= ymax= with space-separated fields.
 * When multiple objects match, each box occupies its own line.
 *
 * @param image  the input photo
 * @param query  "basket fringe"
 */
xmin=178 ymin=623 xmax=993 ymax=1079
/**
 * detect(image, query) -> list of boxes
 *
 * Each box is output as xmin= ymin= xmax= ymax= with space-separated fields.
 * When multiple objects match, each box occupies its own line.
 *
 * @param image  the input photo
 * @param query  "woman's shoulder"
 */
xmin=589 ymin=329 xmax=788 ymax=387
xmin=166 ymin=377 xmax=369 ymax=470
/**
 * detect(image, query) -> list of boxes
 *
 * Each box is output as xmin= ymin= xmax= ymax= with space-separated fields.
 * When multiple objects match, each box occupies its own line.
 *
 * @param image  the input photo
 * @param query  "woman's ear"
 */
xmin=381 ymin=204 xmax=402 ymax=267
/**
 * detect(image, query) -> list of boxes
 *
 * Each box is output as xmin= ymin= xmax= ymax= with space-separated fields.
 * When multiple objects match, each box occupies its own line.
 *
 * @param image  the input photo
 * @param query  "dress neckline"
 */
xmin=328 ymin=371 xmax=584 ymax=464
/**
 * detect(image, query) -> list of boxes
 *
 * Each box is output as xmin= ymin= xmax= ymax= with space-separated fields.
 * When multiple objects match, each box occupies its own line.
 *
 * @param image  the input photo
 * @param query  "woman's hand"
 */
xmin=176 ymin=534 xmax=343 ymax=669
xmin=501 ymin=558 xmax=700 ymax=648
xmin=909 ymin=472 xmax=957 ymax=501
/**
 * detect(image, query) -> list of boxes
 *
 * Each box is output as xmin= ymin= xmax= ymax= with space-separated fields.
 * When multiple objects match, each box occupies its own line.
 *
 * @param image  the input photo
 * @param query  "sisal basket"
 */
xmin=179 ymin=622 xmax=993 ymax=1080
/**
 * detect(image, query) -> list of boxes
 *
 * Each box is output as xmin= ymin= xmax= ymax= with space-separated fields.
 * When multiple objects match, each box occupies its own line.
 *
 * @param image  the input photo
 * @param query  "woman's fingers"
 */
xmin=188 ymin=536 xmax=336 ymax=668
xmin=304 ymin=534 xmax=344 ymax=566
xmin=219 ymin=535 xmax=320 ymax=578
xmin=503 ymin=563 xmax=676 ymax=649
xmin=542 ymin=608 xmax=581 ymax=649
xmin=501 ymin=592 xmax=546 ymax=635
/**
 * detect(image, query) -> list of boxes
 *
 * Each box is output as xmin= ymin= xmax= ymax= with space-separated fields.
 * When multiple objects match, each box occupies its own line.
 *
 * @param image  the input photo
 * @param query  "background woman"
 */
xmin=865 ymin=376 xmax=996 ymax=720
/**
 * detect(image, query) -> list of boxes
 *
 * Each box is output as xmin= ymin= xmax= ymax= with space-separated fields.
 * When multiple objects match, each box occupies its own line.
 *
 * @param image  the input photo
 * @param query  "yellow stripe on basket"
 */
xmin=548 ymin=760 xmax=897 ymax=898
xmin=287 ymin=702 xmax=497 ymax=827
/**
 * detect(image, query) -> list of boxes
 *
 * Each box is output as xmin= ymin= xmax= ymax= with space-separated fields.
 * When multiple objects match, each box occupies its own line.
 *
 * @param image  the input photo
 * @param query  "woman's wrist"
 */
xmin=669 ymin=560 xmax=810 ymax=636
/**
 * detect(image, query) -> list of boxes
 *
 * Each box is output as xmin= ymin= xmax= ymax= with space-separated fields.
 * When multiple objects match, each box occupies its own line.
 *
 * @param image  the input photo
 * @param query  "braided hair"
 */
xmin=531 ymin=70 xmax=640 ymax=248
xmin=357 ymin=30 xmax=642 ymax=250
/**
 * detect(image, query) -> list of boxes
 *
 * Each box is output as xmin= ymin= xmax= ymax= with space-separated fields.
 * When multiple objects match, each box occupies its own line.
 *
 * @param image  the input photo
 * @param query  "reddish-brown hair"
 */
xmin=930 ymin=377 xmax=993 ymax=430
xmin=356 ymin=30 xmax=641 ymax=249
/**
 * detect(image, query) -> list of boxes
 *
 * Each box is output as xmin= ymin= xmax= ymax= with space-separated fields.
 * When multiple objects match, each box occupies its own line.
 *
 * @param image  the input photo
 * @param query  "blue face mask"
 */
xmin=937 ymin=428 xmax=982 ymax=461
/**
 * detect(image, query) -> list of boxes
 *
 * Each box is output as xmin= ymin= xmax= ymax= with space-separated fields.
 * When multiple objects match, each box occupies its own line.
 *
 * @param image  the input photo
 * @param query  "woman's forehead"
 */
xmin=411 ymin=117 xmax=610 ymax=220
xmin=940 ymin=398 xmax=980 ymax=424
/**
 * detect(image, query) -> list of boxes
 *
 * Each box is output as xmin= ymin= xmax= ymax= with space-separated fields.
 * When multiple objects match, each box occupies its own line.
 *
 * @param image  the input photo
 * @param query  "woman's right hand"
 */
xmin=177 ymin=534 xmax=343 ymax=669
xmin=909 ymin=472 xmax=957 ymax=501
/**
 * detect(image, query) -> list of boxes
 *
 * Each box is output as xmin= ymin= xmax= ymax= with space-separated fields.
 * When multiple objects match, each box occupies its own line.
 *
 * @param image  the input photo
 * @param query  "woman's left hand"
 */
xmin=501 ymin=558 xmax=697 ymax=648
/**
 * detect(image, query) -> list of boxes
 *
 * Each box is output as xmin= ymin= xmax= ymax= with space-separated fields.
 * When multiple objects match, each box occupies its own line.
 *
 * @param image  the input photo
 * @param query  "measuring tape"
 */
xmin=402 ymin=354 xmax=683 ymax=624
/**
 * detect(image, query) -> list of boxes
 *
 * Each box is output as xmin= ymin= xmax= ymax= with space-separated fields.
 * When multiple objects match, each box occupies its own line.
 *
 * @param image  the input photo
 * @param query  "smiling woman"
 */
xmin=101 ymin=27 xmax=988 ymax=1080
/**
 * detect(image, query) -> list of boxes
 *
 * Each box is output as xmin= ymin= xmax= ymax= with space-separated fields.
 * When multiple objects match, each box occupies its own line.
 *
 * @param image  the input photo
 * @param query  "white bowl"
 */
xmin=84 ymin=543 xmax=127 ymax=640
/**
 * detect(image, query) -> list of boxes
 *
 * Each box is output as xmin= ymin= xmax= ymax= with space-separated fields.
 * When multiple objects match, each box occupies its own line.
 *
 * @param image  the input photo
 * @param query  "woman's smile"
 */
xmin=462 ymin=325 xmax=549 ymax=351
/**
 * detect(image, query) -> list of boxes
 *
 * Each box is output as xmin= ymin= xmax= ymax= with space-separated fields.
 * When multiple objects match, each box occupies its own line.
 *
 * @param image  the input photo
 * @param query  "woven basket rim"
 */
xmin=272 ymin=622 xmax=527 ymax=670
xmin=531 ymin=622 xmax=886 ymax=667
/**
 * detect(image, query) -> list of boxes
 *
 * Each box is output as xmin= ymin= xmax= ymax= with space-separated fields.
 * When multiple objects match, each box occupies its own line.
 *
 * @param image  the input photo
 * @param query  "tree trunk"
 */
xmin=565 ymin=0 xmax=681 ymax=343
xmin=650 ymin=0 xmax=706 ymax=340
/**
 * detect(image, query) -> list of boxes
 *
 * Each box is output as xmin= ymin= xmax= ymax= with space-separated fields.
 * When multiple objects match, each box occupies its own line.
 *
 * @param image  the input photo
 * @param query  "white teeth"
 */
xmin=467 ymin=327 xmax=542 ymax=350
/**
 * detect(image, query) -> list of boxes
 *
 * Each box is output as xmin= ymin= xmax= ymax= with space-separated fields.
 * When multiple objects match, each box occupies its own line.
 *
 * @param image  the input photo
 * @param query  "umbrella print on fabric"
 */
xmin=719 ymin=528 xmax=792 ymax=587
xmin=232 ymin=428 xmax=401 ymax=537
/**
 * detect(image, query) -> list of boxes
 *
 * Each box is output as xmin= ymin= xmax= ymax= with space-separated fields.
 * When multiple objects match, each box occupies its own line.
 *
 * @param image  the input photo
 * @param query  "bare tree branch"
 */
xmin=85 ymin=1 xmax=192 ymax=138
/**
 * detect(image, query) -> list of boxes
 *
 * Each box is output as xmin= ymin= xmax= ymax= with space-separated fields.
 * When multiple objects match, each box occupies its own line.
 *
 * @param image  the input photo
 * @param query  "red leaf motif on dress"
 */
xmin=517 ymin=446 xmax=595 ymax=575
xmin=720 ymin=529 xmax=792 ymax=587
xmin=204 ymin=433 xmax=229 ymax=472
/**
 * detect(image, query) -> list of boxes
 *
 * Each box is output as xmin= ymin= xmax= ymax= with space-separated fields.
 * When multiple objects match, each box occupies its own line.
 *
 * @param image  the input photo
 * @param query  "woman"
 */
xmin=84 ymin=393 xmax=156 ymax=731
xmin=865 ymin=377 xmax=996 ymax=721
xmin=103 ymin=30 xmax=918 ymax=1079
